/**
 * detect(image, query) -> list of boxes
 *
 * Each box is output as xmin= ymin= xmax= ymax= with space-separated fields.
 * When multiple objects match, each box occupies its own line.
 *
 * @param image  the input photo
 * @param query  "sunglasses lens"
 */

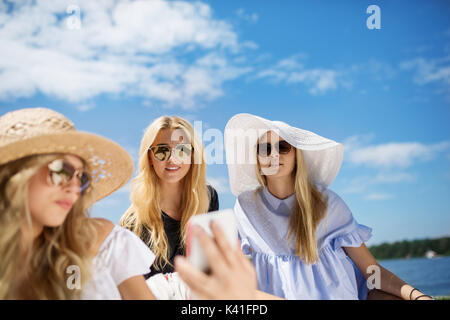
xmin=257 ymin=143 xmax=271 ymax=157
xmin=153 ymin=147 xmax=170 ymax=161
xmin=278 ymin=141 xmax=292 ymax=154
xmin=48 ymin=159 xmax=73 ymax=187
xmin=48 ymin=159 xmax=89 ymax=193
xmin=175 ymin=144 xmax=192 ymax=159
xmin=258 ymin=141 xmax=291 ymax=156
xmin=79 ymin=172 xmax=90 ymax=193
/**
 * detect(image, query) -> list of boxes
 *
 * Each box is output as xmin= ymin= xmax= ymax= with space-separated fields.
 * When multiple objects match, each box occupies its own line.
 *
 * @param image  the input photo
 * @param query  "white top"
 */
xmin=82 ymin=225 xmax=156 ymax=300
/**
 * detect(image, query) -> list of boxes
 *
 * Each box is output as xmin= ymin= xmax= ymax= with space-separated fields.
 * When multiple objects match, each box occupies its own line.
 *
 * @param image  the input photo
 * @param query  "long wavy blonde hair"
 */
xmin=120 ymin=116 xmax=209 ymax=271
xmin=0 ymin=154 xmax=97 ymax=299
xmin=256 ymin=146 xmax=328 ymax=264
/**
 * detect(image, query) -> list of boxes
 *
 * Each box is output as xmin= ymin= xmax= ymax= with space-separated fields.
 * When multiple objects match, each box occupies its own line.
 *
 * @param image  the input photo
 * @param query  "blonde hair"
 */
xmin=120 ymin=116 xmax=209 ymax=271
xmin=0 ymin=154 xmax=97 ymax=299
xmin=256 ymin=147 xmax=328 ymax=264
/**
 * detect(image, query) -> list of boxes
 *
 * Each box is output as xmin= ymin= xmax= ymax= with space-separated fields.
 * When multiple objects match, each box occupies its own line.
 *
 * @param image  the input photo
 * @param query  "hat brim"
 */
xmin=0 ymin=131 xmax=133 ymax=206
xmin=224 ymin=113 xmax=344 ymax=196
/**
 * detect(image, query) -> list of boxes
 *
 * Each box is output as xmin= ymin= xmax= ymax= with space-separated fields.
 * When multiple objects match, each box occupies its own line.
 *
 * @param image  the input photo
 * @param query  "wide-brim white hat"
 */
xmin=0 ymin=107 xmax=134 ymax=207
xmin=224 ymin=113 xmax=344 ymax=196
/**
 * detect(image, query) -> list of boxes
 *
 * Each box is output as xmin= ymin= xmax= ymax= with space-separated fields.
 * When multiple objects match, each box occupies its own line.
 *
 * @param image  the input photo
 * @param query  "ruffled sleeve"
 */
xmin=96 ymin=225 xmax=156 ymax=286
xmin=332 ymin=223 xmax=372 ymax=250
xmin=318 ymin=188 xmax=372 ymax=258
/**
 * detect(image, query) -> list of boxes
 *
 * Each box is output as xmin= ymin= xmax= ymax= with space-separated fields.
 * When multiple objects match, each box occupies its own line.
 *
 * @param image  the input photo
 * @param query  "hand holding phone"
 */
xmin=175 ymin=210 xmax=260 ymax=300
xmin=186 ymin=209 xmax=238 ymax=272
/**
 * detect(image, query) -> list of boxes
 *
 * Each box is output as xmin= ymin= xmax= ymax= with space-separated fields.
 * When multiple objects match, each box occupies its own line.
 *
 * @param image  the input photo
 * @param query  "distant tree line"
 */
xmin=368 ymin=237 xmax=450 ymax=260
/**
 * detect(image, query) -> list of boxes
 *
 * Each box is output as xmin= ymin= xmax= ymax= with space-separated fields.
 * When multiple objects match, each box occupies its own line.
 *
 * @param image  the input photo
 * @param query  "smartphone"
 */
xmin=186 ymin=209 xmax=238 ymax=272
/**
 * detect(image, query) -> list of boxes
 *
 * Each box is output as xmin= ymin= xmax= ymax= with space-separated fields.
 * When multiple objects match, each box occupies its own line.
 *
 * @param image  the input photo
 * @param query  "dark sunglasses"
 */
xmin=257 ymin=140 xmax=292 ymax=157
xmin=47 ymin=159 xmax=90 ymax=194
xmin=148 ymin=143 xmax=193 ymax=162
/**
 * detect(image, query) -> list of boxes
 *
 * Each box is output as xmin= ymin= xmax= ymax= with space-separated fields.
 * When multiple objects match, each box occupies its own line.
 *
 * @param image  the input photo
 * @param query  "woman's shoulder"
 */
xmin=236 ymin=188 xmax=263 ymax=213
xmin=317 ymin=186 xmax=355 ymax=230
xmin=94 ymin=218 xmax=115 ymax=238
xmin=90 ymin=218 xmax=147 ymax=257
xmin=316 ymin=186 xmax=372 ymax=251
xmin=88 ymin=219 xmax=156 ymax=287
xmin=321 ymin=187 xmax=351 ymax=214
xmin=94 ymin=217 xmax=115 ymax=230
xmin=90 ymin=218 xmax=115 ymax=256
xmin=238 ymin=188 xmax=261 ymax=202
xmin=91 ymin=218 xmax=155 ymax=261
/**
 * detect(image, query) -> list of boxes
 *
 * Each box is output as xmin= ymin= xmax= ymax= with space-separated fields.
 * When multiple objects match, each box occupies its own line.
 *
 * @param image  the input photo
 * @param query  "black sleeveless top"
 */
xmin=142 ymin=185 xmax=219 ymax=278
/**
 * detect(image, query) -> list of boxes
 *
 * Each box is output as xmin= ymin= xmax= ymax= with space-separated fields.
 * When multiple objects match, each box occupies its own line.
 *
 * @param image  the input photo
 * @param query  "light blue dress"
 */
xmin=234 ymin=186 xmax=372 ymax=300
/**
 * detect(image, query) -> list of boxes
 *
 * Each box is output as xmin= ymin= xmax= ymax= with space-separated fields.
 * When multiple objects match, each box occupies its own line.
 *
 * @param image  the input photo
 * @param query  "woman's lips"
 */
xmin=165 ymin=166 xmax=181 ymax=172
xmin=55 ymin=200 xmax=73 ymax=210
xmin=269 ymin=163 xmax=282 ymax=167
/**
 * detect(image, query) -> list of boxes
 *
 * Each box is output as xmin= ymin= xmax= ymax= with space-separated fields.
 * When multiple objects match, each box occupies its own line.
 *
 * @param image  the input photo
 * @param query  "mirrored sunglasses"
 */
xmin=257 ymin=140 xmax=292 ymax=157
xmin=149 ymin=143 xmax=193 ymax=162
xmin=47 ymin=159 xmax=90 ymax=194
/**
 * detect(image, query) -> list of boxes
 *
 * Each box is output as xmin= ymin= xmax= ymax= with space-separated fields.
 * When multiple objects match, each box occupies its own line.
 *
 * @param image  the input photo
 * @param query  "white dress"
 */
xmin=82 ymin=225 xmax=156 ymax=299
xmin=235 ymin=186 xmax=372 ymax=299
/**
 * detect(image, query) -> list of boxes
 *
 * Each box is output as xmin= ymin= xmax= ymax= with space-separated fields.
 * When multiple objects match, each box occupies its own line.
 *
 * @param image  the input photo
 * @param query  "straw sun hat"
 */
xmin=0 ymin=107 xmax=133 ymax=205
xmin=224 ymin=113 xmax=344 ymax=196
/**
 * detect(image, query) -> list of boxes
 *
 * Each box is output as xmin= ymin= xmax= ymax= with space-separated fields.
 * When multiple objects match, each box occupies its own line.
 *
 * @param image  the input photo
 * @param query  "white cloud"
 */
xmin=400 ymin=55 xmax=450 ymax=91
xmin=344 ymin=135 xmax=450 ymax=169
xmin=338 ymin=175 xmax=370 ymax=194
xmin=241 ymin=41 xmax=259 ymax=50
xmin=287 ymin=69 xmax=339 ymax=94
xmin=339 ymin=172 xmax=415 ymax=195
xmin=236 ymin=8 xmax=258 ymax=23
xmin=255 ymin=54 xmax=344 ymax=95
xmin=207 ymin=177 xmax=230 ymax=194
xmin=75 ymin=103 xmax=95 ymax=112
xmin=339 ymin=134 xmax=449 ymax=196
xmin=0 ymin=0 xmax=250 ymax=109
xmin=342 ymin=134 xmax=376 ymax=153
xmin=366 ymin=58 xmax=397 ymax=81
xmin=277 ymin=55 xmax=306 ymax=69
xmin=364 ymin=193 xmax=393 ymax=201
xmin=373 ymin=172 xmax=415 ymax=184
xmin=349 ymin=143 xmax=429 ymax=168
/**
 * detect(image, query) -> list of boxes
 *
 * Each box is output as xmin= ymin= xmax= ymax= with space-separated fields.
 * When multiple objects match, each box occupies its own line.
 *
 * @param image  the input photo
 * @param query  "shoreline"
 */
xmin=378 ymin=255 xmax=450 ymax=262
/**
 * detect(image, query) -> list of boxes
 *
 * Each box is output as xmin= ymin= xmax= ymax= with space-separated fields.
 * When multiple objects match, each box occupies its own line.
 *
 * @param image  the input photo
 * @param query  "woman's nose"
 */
xmin=167 ymin=149 xmax=182 ymax=164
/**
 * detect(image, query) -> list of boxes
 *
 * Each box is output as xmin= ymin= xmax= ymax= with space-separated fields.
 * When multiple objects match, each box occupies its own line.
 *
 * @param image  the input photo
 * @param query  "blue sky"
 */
xmin=0 ymin=0 xmax=449 ymax=245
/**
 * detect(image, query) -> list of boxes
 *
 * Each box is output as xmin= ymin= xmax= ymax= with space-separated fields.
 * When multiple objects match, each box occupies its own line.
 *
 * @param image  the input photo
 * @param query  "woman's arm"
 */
xmin=344 ymin=244 xmax=433 ymax=300
xmin=118 ymin=275 xmax=156 ymax=300
xmin=255 ymin=290 xmax=284 ymax=300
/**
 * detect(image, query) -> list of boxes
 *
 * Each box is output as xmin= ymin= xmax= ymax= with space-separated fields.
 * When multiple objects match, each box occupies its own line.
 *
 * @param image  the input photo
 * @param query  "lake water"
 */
xmin=378 ymin=256 xmax=450 ymax=297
